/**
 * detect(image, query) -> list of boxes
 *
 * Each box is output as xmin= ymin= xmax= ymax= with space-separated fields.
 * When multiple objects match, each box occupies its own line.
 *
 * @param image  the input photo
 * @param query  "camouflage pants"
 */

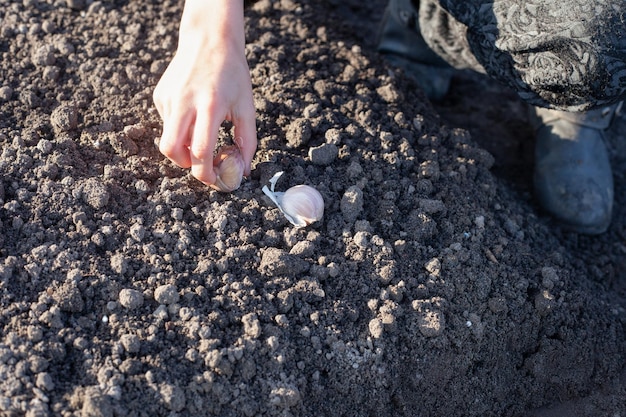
xmin=418 ymin=0 xmax=626 ymax=111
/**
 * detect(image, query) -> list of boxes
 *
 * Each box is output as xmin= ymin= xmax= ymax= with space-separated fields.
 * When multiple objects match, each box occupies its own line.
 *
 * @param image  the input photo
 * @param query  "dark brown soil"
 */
xmin=0 ymin=1 xmax=624 ymax=416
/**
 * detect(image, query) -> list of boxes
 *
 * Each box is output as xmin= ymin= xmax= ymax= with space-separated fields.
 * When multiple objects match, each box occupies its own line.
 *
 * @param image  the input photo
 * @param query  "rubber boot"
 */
xmin=531 ymin=103 xmax=621 ymax=234
xmin=377 ymin=0 xmax=454 ymax=101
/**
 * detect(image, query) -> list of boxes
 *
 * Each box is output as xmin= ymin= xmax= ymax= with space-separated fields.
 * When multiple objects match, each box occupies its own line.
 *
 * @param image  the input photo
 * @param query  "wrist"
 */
xmin=179 ymin=0 xmax=246 ymax=49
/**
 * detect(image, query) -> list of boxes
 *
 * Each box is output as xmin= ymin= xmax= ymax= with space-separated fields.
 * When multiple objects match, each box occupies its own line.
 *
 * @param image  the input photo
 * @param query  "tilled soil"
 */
xmin=0 ymin=1 xmax=624 ymax=416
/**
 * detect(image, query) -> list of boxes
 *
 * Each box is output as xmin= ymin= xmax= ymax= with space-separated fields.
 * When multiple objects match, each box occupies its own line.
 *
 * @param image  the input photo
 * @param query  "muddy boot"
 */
xmin=377 ymin=0 xmax=453 ymax=101
xmin=531 ymin=103 xmax=621 ymax=234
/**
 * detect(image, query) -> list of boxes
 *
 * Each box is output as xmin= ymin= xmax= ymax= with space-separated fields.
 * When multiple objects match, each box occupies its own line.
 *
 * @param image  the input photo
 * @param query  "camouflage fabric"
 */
xmin=417 ymin=0 xmax=626 ymax=111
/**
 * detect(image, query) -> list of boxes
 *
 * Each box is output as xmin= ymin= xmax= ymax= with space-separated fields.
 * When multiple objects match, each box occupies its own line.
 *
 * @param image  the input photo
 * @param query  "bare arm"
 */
xmin=153 ymin=0 xmax=257 ymax=187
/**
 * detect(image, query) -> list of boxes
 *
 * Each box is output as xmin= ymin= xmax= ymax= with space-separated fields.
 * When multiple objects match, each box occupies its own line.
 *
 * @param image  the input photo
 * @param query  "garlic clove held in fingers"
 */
xmin=211 ymin=145 xmax=245 ymax=192
xmin=262 ymin=171 xmax=324 ymax=228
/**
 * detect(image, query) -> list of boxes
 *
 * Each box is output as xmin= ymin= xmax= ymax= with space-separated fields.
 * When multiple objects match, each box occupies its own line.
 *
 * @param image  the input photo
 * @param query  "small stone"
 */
xmin=82 ymin=387 xmax=113 ymax=417
xmin=81 ymin=178 xmax=109 ymax=210
xmin=160 ymin=384 xmax=185 ymax=412
xmin=119 ymin=289 xmax=144 ymax=309
xmin=43 ymin=66 xmax=61 ymax=82
xmin=53 ymin=282 xmax=84 ymax=313
xmin=153 ymin=305 xmax=168 ymax=320
xmin=368 ymin=318 xmax=384 ymax=338
xmin=110 ymin=253 xmax=128 ymax=275
xmin=36 ymin=372 xmax=55 ymax=391
xmin=0 ymin=86 xmax=13 ymax=101
xmin=376 ymin=83 xmax=402 ymax=103
xmin=259 ymin=248 xmax=310 ymax=277
xmin=120 ymin=334 xmax=140 ymax=354
xmin=475 ymin=215 xmax=485 ymax=229
xmin=424 ymin=258 xmax=441 ymax=276
xmin=541 ymin=267 xmax=559 ymax=289
xmin=123 ymin=124 xmax=146 ymax=140
xmin=285 ymin=118 xmax=311 ymax=148
xmin=308 ymin=143 xmax=338 ymax=166
xmin=37 ymin=139 xmax=53 ymax=154
xmin=340 ymin=186 xmax=363 ymax=223
xmin=50 ymin=104 xmax=79 ymax=132
xmin=534 ymin=289 xmax=555 ymax=316
xmin=31 ymin=45 xmax=56 ymax=67
xmin=129 ymin=224 xmax=145 ymax=242
xmin=416 ymin=310 xmax=445 ymax=337
xmin=242 ymin=313 xmax=261 ymax=339
xmin=154 ymin=284 xmax=179 ymax=305
xmin=288 ymin=240 xmax=315 ymax=257
xmin=42 ymin=20 xmax=57 ymax=34
xmin=324 ymin=128 xmax=342 ymax=145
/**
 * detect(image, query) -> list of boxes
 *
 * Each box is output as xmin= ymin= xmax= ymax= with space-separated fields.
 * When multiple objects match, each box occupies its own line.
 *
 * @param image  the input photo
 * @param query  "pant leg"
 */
xmin=418 ymin=0 xmax=626 ymax=112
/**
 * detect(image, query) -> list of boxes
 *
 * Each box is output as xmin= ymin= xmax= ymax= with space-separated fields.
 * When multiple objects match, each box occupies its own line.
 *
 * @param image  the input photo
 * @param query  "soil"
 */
xmin=0 ymin=0 xmax=625 ymax=416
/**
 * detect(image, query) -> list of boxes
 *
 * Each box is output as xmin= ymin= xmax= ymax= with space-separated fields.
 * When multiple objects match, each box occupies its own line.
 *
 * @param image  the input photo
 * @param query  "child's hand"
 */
xmin=153 ymin=0 xmax=256 ymax=187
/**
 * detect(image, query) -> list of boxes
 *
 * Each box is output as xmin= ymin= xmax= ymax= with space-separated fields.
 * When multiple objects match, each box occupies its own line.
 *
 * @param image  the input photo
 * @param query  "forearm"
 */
xmin=179 ymin=0 xmax=246 ymax=51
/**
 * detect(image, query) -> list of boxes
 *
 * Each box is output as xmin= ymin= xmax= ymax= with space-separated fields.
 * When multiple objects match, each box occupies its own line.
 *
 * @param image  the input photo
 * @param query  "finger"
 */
xmin=233 ymin=106 xmax=257 ymax=176
xmin=189 ymin=104 xmax=221 ymax=185
xmin=159 ymin=110 xmax=194 ymax=168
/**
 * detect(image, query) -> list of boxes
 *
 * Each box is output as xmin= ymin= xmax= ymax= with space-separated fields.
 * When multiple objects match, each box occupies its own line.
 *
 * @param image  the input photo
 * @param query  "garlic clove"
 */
xmin=211 ymin=145 xmax=245 ymax=192
xmin=278 ymin=185 xmax=324 ymax=227
xmin=261 ymin=171 xmax=324 ymax=228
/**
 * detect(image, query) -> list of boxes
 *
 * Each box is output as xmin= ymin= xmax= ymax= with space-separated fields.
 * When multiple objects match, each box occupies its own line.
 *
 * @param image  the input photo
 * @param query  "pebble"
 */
xmin=31 ymin=45 xmax=56 ymax=67
xmin=259 ymin=248 xmax=310 ymax=277
xmin=119 ymin=289 xmax=144 ymax=309
xmin=340 ymin=186 xmax=363 ymax=223
xmin=416 ymin=310 xmax=445 ymax=338
xmin=0 ymin=86 xmax=13 ymax=101
xmin=376 ymin=83 xmax=402 ymax=103
xmin=42 ymin=20 xmax=56 ymax=34
xmin=424 ymin=258 xmax=441 ymax=276
xmin=285 ymin=118 xmax=311 ymax=148
xmin=53 ymin=282 xmax=85 ymax=313
xmin=110 ymin=253 xmax=128 ymax=275
xmin=120 ymin=334 xmax=140 ymax=354
xmin=242 ymin=313 xmax=261 ymax=339
xmin=50 ymin=104 xmax=78 ymax=132
xmin=81 ymin=387 xmax=113 ymax=417
xmin=81 ymin=178 xmax=110 ymax=210
xmin=368 ymin=318 xmax=383 ymax=339
xmin=130 ymin=223 xmax=145 ymax=242
xmin=308 ymin=143 xmax=338 ymax=166
xmin=324 ymin=128 xmax=342 ymax=145
xmin=153 ymin=305 xmax=168 ymax=320
xmin=123 ymin=124 xmax=146 ymax=140
xmin=289 ymin=240 xmax=315 ymax=257
xmin=154 ymin=284 xmax=179 ymax=305
xmin=160 ymin=383 xmax=186 ymax=412
xmin=36 ymin=372 xmax=55 ymax=391
xmin=534 ymin=290 xmax=555 ymax=316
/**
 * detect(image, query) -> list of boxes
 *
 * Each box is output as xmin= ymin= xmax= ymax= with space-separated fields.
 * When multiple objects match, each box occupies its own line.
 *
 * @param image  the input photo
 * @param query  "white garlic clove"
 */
xmin=262 ymin=171 xmax=324 ymax=228
xmin=211 ymin=145 xmax=245 ymax=192
xmin=278 ymin=185 xmax=324 ymax=227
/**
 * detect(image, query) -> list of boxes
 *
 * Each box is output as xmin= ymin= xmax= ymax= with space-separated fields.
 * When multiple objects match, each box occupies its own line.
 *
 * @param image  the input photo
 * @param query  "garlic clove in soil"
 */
xmin=262 ymin=171 xmax=324 ymax=228
xmin=211 ymin=145 xmax=245 ymax=192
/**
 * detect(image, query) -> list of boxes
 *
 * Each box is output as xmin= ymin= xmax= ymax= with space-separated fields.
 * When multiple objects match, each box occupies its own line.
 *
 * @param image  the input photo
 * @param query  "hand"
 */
xmin=153 ymin=0 xmax=257 ymax=187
